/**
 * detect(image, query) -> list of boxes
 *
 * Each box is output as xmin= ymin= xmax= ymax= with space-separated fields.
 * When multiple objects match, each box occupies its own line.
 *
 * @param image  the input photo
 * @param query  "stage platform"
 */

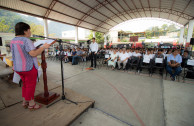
xmin=0 ymin=77 xmax=95 ymax=126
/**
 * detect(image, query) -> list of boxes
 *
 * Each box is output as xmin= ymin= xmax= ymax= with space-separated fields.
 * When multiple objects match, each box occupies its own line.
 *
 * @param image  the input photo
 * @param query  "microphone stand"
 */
xmin=33 ymin=35 xmax=78 ymax=107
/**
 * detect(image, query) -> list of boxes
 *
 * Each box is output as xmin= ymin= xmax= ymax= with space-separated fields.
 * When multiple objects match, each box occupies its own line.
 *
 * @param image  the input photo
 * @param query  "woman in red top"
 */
xmin=11 ymin=22 xmax=50 ymax=110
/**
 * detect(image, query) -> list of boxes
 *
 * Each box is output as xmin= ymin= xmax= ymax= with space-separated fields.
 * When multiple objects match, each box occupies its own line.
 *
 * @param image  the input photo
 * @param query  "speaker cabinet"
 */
xmin=0 ymin=37 xmax=2 ymax=46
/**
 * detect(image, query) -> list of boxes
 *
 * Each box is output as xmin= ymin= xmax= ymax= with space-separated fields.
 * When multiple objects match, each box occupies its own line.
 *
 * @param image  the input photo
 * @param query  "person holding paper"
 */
xmin=153 ymin=49 xmax=164 ymax=74
xmin=10 ymin=22 xmax=51 ymax=110
xmin=166 ymin=49 xmax=182 ymax=81
xmin=139 ymin=50 xmax=152 ymax=72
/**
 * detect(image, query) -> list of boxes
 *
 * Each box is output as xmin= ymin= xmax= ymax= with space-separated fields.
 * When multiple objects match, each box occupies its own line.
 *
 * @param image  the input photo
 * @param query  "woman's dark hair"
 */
xmin=15 ymin=22 xmax=30 ymax=36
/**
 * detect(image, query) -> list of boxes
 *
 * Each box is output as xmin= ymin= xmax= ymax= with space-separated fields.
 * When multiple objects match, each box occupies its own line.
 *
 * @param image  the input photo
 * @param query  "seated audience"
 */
xmin=118 ymin=48 xmax=129 ymax=70
xmin=181 ymin=51 xmax=190 ymax=67
xmin=166 ymin=49 xmax=182 ymax=81
xmin=106 ymin=49 xmax=118 ymax=70
xmin=72 ymin=48 xmax=83 ymax=65
xmin=153 ymin=49 xmax=164 ymax=74
xmin=69 ymin=48 xmax=76 ymax=63
xmin=64 ymin=49 xmax=72 ymax=63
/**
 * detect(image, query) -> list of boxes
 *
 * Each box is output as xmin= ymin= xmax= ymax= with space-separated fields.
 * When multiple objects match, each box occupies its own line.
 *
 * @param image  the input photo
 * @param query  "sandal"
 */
xmin=28 ymin=103 xmax=42 ymax=111
xmin=22 ymin=102 xmax=29 ymax=109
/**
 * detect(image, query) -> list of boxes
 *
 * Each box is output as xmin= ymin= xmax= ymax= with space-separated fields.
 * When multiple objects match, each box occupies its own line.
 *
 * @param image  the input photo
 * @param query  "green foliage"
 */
xmin=0 ymin=9 xmax=44 ymax=35
xmin=0 ymin=19 xmax=10 ymax=32
xmin=0 ymin=9 xmax=27 ymax=33
xmin=144 ymin=24 xmax=179 ymax=39
xmin=30 ymin=23 xmax=44 ymax=36
xmin=88 ymin=31 xmax=104 ymax=44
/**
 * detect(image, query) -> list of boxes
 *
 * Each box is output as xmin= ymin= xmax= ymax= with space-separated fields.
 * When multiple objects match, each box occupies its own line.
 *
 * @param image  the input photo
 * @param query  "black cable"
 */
xmin=63 ymin=100 xmax=93 ymax=104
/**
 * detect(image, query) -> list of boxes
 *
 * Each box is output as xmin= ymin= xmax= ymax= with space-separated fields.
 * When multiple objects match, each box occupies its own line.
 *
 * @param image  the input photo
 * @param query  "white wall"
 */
xmin=62 ymin=27 xmax=90 ymax=39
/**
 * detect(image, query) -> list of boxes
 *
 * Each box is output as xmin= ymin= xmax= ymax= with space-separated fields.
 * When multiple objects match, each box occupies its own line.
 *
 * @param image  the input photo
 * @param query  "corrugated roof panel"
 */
xmin=106 ymin=20 xmax=117 ymax=26
xmin=95 ymin=27 xmax=107 ymax=33
xmin=113 ymin=17 xmax=124 ymax=24
xmin=98 ymin=0 xmax=105 ymax=2
xmin=82 ymin=0 xmax=98 ymax=7
xmin=84 ymin=16 xmax=101 ymax=25
xmin=119 ymin=15 xmax=127 ymax=21
xmin=48 ymin=11 xmax=79 ymax=25
xmin=105 ymin=3 xmax=118 ymax=14
xmin=53 ymin=3 xmax=84 ymax=19
xmin=127 ymin=12 xmax=136 ymax=19
xmin=89 ymin=11 xmax=107 ymax=21
xmin=126 ymin=0 xmax=136 ymax=10
xmin=139 ymin=11 xmax=146 ymax=17
xmin=141 ymin=0 xmax=149 ymax=8
xmin=152 ymin=11 xmax=160 ymax=18
xmin=161 ymin=0 xmax=173 ymax=8
xmin=169 ymin=15 xmax=180 ymax=22
xmin=173 ymin=0 xmax=188 ymax=12
xmin=97 ymin=6 xmax=114 ymax=18
xmin=133 ymin=0 xmax=143 ymax=8
xmin=59 ymin=0 xmax=91 ymax=13
xmin=124 ymin=13 xmax=132 ymax=20
xmin=145 ymin=11 xmax=151 ymax=17
xmin=149 ymin=0 xmax=160 ymax=8
xmin=111 ymin=1 xmax=123 ymax=12
xmin=27 ymin=0 xmax=52 ymax=7
xmin=118 ymin=0 xmax=129 ymax=11
xmin=184 ymin=1 xmax=194 ymax=17
xmin=101 ymin=24 xmax=112 ymax=29
xmin=160 ymin=12 xmax=169 ymax=19
xmin=79 ymin=22 xmax=96 ymax=29
xmin=134 ymin=11 xmax=142 ymax=18
xmin=0 ymin=0 xmax=47 ymax=16
xmin=178 ymin=18 xmax=188 ymax=25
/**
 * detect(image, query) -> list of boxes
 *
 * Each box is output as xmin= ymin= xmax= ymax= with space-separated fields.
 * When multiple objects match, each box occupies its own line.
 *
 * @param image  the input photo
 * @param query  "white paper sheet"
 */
xmin=187 ymin=59 xmax=194 ymax=66
xmin=105 ymin=54 xmax=110 ymax=58
xmin=38 ymin=66 xmax=42 ymax=79
xmin=143 ymin=58 xmax=150 ymax=63
xmin=155 ymin=58 xmax=163 ymax=63
xmin=34 ymin=39 xmax=55 ymax=47
xmin=13 ymin=72 xmax=20 ymax=84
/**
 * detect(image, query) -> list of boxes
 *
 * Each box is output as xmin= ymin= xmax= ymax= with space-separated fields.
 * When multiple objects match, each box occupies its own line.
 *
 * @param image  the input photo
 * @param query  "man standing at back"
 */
xmin=90 ymin=38 xmax=98 ymax=68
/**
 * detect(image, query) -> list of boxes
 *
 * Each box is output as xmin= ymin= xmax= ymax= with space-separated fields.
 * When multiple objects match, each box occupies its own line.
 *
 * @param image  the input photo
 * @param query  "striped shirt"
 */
xmin=11 ymin=37 xmax=39 ymax=72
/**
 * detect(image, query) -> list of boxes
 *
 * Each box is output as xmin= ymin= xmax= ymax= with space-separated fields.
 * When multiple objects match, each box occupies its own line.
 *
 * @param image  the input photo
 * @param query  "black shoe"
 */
xmin=170 ymin=76 xmax=175 ymax=81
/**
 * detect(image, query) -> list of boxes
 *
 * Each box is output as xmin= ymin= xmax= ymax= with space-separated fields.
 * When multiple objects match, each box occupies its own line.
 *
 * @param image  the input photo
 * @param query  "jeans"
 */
xmin=166 ymin=65 xmax=182 ymax=78
xmin=72 ymin=55 xmax=81 ymax=65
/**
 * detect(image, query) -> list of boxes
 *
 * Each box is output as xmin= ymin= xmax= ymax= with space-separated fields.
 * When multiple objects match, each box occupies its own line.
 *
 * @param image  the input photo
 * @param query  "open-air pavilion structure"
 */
xmin=0 ymin=1 xmax=194 ymax=126
xmin=0 ymin=0 xmax=194 ymax=44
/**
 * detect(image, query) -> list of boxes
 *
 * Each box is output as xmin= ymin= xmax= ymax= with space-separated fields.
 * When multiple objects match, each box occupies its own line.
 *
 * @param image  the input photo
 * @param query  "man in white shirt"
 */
xmin=132 ymin=49 xmax=141 ymax=58
xmin=118 ymin=48 xmax=129 ymax=70
xmin=89 ymin=38 xmax=98 ymax=68
xmin=127 ymin=49 xmax=133 ymax=59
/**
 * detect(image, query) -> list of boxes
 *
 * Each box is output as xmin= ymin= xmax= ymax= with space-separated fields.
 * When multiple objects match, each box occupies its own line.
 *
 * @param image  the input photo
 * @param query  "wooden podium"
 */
xmin=35 ymin=44 xmax=60 ymax=105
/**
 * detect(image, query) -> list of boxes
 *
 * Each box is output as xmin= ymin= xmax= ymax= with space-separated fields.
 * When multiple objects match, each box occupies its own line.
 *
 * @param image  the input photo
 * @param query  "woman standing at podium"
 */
xmin=10 ymin=22 xmax=50 ymax=110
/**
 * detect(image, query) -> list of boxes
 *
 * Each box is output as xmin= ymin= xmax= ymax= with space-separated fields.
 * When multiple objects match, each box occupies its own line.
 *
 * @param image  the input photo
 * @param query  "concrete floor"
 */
xmin=0 ymin=60 xmax=194 ymax=126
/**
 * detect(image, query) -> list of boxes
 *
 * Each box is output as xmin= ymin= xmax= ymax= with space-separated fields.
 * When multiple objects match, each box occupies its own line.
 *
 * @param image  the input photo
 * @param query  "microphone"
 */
xmin=33 ymin=35 xmax=45 ymax=38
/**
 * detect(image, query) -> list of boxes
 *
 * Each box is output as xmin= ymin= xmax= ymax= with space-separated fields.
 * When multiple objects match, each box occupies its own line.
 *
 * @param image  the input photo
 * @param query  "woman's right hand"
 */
xmin=43 ymin=43 xmax=51 ymax=49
